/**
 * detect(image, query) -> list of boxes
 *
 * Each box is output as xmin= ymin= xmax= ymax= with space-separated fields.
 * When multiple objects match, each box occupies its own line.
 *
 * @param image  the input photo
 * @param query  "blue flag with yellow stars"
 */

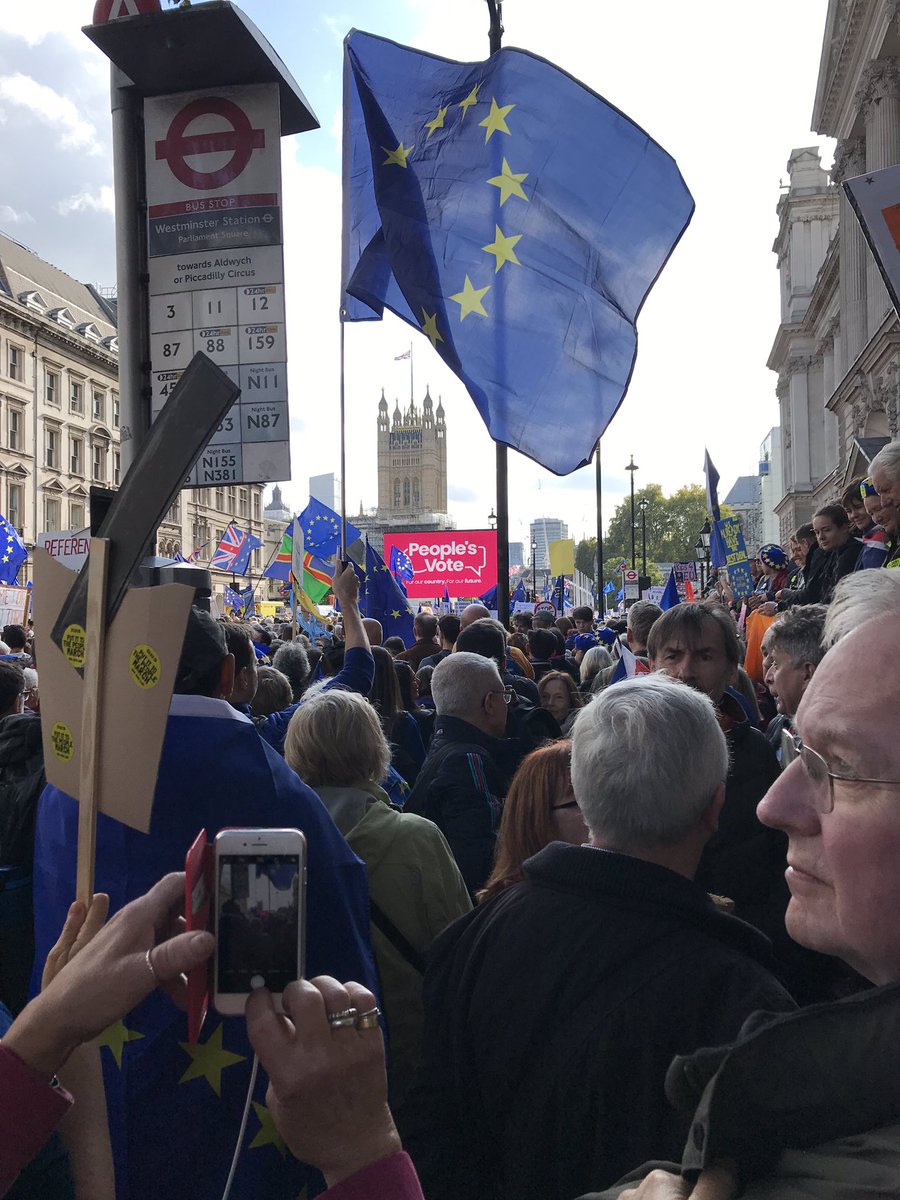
xmin=298 ymin=497 xmax=361 ymax=560
xmin=357 ymin=539 xmax=415 ymax=646
xmin=342 ymin=31 xmax=694 ymax=475
xmin=0 ymin=513 xmax=27 ymax=584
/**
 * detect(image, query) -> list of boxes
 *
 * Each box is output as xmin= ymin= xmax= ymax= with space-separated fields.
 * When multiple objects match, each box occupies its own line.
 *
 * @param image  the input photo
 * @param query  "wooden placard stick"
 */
xmin=76 ymin=537 xmax=111 ymax=905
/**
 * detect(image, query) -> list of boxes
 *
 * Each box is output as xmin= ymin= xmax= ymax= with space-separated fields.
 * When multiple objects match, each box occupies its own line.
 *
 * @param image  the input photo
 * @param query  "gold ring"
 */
xmin=145 ymin=948 xmax=160 ymax=984
xmin=355 ymin=1006 xmax=382 ymax=1029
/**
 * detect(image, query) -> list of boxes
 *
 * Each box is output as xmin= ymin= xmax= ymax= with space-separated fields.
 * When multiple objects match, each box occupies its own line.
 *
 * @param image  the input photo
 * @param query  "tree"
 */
xmin=574 ymin=483 xmax=730 ymax=593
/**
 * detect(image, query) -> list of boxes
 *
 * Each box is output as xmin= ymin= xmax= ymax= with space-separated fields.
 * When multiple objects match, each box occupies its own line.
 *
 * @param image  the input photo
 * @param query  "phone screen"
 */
xmin=216 ymin=854 xmax=301 ymax=994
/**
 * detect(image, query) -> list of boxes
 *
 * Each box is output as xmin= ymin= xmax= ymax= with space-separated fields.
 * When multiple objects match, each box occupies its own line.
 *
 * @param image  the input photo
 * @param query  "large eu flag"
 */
xmin=343 ymin=31 xmax=694 ymax=475
xmin=358 ymin=540 xmax=415 ymax=645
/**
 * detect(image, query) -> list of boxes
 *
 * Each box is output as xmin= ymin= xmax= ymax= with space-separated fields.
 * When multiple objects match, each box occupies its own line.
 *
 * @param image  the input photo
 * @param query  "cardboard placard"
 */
xmin=34 ymin=548 xmax=195 ymax=833
xmin=0 ymin=585 xmax=30 ymax=628
xmin=185 ymin=829 xmax=213 ymax=1043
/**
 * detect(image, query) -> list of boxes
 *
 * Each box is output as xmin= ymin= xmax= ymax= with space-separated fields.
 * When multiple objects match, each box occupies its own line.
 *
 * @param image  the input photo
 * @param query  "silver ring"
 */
xmin=355 ymin=1006 xmax=382 ymax=1030
xmin=327 ymin=1006 xmax=358 ymax=1029
xmin=145 ymin=948 xmax=160 ymax=984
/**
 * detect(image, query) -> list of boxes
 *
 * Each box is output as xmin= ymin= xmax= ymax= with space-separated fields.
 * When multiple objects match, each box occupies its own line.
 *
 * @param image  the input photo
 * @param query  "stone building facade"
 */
xmin=0 ymin=232 xmax=264 ymax=594
xmin=771 ymin=1 xmax=900 ymax=539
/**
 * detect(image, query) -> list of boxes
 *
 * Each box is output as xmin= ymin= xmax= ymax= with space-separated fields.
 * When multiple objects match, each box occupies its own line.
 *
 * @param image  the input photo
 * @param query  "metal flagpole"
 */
xmin=595 ymin=443 xmax=604 ymax=613
xmin=409 ymin=341 xmax=414 ymax=404
xmin=339 ymin=319 xmax=348 ymax=560
xmin=486 ymin=0 xmax=510 ymax=628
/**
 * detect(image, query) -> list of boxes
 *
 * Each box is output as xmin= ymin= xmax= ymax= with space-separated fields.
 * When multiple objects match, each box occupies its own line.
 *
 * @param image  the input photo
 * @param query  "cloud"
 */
xmin=0 ymin=204 xmax=33 ymax=225
xmin=0 ymin=74 xmax=102 ymax=154
xmin=448 ymin=484 xmax=477 ymax=503
xmin=57 ymin=186 xmax=115 ymax=217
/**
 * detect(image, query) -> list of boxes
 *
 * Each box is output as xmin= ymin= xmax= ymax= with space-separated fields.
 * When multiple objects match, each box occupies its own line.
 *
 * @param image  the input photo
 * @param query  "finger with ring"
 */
xmin=145 ymin=947 xmax=160 ymax=984
xmin=326 ymin=1006 xmax=359 ymax=1029
xmin=355 ymin=1006 xmax=381 ymax=1030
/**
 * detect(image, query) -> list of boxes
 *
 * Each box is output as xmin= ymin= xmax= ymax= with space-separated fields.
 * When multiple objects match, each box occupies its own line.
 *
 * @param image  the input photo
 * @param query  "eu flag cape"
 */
xmin=31 ymin=698 xmax=377 ymax=1200
xmin=343 ymin=30 xmax=694 ymax=475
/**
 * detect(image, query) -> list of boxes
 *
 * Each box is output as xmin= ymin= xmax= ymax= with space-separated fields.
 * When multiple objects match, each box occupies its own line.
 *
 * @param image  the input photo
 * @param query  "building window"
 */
xmin=8 ymin=484 xmax=22 ymax=532
xmin=45 ymin=370 xmax=59 ymax=407
xmin=8 ymin=408 xmax=21 ymax=452
xmin=112 ymin=393 xmax=119 ymax=428
xmin=239 ymin=488 xmax=249 ymax=518
xmin=92 ymin=389 xmax=104 ymax=421
xmin=44 ymin=496 xmax=61 ymax=533
xmin=70 ymin=436 xmax=84 ymax=476
xmin=413 ymin=477 xmax=420 ymax=507
xmin=7 ymin=345 xmax=22 ymax=382
xmin=70 ymin=381 xmax=84 ymax=414
xmin=252 ymin=547 xmax=261 ymax=572
xmin=394 ymin=479 xmax=401 ymax=506
xmin=45 ymin=427 xmax=59 ymax=470
xmin=215 ymin=486 xmax=225 ymax=510
xmin=403 ymin=478 xmax=410 ymax=506
xmin=70 ymin=500 xmax=85 ymax=530
xmin=113 ymin=450 xmax=120 ymax=488
xmin=252 ymin=492 xmax=260 ymax=521
xmin=228 ymin=487 xmax=236 ymax=513
xmin=92 ymin=441 xmax=106 ymax=483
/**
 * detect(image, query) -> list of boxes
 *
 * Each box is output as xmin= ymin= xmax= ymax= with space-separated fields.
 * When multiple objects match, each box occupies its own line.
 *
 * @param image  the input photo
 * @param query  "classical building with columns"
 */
xmin=770 ymin=0 xmax=899 ymax=539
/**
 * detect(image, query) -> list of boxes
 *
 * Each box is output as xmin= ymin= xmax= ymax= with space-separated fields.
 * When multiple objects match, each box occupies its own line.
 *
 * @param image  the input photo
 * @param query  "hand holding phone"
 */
xmin=213 ymin=829 xmax=306 ymax=1016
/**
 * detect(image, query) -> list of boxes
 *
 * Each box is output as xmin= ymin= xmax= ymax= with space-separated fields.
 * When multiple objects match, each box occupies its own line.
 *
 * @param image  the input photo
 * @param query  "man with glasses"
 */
xmin=405 ymin=651 xmax=511 ymax=895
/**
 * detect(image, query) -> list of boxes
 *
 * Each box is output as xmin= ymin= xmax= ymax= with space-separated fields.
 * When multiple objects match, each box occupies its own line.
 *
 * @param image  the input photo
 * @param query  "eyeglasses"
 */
xmin=781 ymin=728 xmax=900 ymax=815
xmin=486 ymin=686 xmax=514 ymax=706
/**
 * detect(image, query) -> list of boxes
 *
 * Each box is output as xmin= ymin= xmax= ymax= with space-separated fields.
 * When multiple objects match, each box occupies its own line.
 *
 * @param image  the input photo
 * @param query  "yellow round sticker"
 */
xmin=61 ymin=624 xmax=86 ymax=669
xmin=129 ymin=643 xmax=161 ymax=690
xmin=50 ymin=722 xmax=74 ymax=762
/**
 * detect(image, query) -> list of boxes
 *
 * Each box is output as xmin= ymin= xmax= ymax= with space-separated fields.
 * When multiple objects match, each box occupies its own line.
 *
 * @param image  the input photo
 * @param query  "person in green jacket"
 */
xmin=283 ymin=687 xmax=471 ymax=1107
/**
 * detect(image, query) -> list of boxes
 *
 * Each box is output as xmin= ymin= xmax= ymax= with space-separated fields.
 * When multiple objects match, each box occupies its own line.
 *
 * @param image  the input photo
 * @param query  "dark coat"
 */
xmin=0 ymin=713 xmax=45 ymax=868
xmin=402 ymin=843 xmax=794 ymax=1200
xmin=404 ymin=715 xmax=508 ymax=894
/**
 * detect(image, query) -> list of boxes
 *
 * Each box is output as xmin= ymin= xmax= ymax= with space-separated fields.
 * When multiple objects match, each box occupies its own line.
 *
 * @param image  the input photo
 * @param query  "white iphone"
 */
xmin=213 ymin=828 xmax=307 ymax=1016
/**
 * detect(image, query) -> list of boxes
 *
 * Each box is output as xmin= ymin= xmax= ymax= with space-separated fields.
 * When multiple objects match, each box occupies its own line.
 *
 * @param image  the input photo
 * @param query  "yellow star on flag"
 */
xmin=458 ymin=84 xmax=480 ymax=116
xmin=382 ymin=141 xmax=413 ymax=168
xmin=391 ymin=609 xmax=401 ymax=619
xmin=250 ymin=1102 xmax=287 ymax=1157
xmin=2 ymin=556 xmax=9 ymax=564
xmin=449 ymin=275 xmax=491 ymax=321
xmin=178 ymin=1023 xmax=246 ymax=1096
xmin=482 ymin=225 xmax=522 ymax=272
xmin=424 ymin=106 xmax=448 ymax=138
xmin=487 ymin=158 xmax=529 ymax=206
xmin=421 ymin=309 xmax=444 ymax=349
xmin=97 ymin=1020 xmax=144 ymax=1069
xmin=479 ymin=98 xmax=514 ymax=143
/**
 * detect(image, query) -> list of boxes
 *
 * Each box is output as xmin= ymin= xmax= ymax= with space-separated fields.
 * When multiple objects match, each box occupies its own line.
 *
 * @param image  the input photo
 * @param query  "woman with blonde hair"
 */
xmin=284 ymin=688 xmax=469 ymax=1106
xmin=478 ymin=741 xmax=587 ymax=902
xmin=537 ymin=669 xmax=585 ymax=735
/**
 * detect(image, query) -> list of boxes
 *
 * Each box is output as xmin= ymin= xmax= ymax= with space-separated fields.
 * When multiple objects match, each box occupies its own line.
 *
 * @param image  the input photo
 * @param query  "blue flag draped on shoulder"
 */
xmin=342 ymin=30 xmax=694 ymax=475
xmin=0 ymin=514 xmax=27 ymax=584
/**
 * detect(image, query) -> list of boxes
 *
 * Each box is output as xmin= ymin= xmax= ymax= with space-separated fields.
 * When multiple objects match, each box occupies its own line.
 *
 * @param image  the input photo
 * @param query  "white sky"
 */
xmin=0 ymin=0 xmax=833 ymax=547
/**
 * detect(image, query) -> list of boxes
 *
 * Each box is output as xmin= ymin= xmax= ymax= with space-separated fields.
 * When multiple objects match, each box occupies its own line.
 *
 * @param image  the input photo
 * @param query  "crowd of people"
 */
xmin=1 ymin=441 xmax=900 ymax=1197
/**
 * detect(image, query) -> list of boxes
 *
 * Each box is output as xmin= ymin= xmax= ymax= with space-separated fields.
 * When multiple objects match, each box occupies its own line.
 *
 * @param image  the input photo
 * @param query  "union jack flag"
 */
xmin=210 ymin=524 xmax=261 ymax=576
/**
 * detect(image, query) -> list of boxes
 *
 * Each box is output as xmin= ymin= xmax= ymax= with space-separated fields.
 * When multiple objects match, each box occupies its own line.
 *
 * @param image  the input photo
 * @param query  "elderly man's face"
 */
xmin=758 ymin=617 xmax=900 ymax=984
xmin=872 ymin=464 xmax=898 ymax=513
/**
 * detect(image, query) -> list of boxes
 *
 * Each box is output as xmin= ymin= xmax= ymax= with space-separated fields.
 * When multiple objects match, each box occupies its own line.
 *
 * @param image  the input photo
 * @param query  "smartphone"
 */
xmin=213 ymin=828 xmax=307 ymax=1016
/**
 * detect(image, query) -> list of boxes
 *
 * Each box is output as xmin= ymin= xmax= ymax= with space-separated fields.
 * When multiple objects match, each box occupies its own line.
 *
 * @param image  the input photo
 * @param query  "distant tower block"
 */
xmin=377 ymin=386 xmax=447 ymax=517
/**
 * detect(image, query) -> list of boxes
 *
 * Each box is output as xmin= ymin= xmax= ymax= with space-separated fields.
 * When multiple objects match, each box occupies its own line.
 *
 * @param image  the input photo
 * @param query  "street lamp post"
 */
xmin=531 ymin=540 xmax=537 ymax=601
xmin=638 ymin=497 xmax=649 ymax=579
xmin=625 ymin=455 xmax=638 ymax=570
xmin=694 ymin=519 xmax=711 ymax=591
xmin=488 ymin=508 xmax=496 ymax=530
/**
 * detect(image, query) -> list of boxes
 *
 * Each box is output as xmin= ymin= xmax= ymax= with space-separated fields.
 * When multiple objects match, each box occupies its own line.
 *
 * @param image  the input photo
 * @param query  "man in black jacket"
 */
xmin=404 ymin=652 xmax=510 ymax=894
xmin=402 ymin=675 xmax=793 ymax=1200
xmin=0 ymin=661 xmax=45 ymax=1013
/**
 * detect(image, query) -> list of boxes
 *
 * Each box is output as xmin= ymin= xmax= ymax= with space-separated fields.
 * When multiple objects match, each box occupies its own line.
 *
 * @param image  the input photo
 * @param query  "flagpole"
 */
xmin=486 ymin=0 xmax=511 ymax=630
xmin=339 ymin=320 xmax=348 ymax=560
xmin=595 ymin=441 xmax=604 ymax=614
xmin=409 ymin=341 xmax=414 ymax=404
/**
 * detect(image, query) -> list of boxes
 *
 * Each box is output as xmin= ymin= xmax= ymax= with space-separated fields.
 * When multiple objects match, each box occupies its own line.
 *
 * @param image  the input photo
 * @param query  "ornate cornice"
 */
xmin=856 ymin=56 xmax=900 ymax=123
xmin=832 ymin=134 xmax=866 ymax=182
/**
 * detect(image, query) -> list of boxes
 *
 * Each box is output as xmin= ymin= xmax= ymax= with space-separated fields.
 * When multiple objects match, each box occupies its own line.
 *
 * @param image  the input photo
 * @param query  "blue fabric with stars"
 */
xmin=342 ymin=31 xmax=694 ymax=475
xmin=353 ymin=540 xmax=415 ymax=647
xmin=297 ymin=498 xmax=361 ymax=560
xmin=0 ymin=514 xmax=27 ymax=585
